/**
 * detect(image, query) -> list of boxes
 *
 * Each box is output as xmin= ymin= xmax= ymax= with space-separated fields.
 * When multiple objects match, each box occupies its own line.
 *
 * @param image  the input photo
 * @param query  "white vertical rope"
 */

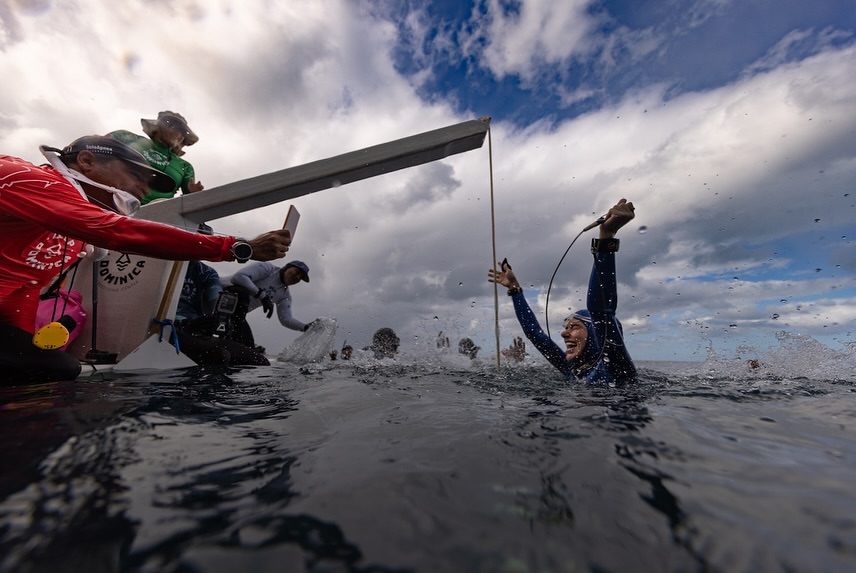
xmin=486 ymin=121 xmax=501 ymax=369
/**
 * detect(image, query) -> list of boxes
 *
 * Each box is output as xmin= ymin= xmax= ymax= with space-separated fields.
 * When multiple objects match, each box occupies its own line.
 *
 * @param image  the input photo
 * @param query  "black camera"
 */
xmin=213 ymin=291 xmax=239 ymax=336
xmin=215 ymin=291 xmax=239 ymax=315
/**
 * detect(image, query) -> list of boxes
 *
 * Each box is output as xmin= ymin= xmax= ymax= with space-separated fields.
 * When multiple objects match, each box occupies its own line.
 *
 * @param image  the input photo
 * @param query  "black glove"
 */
xmin=259 ymin=294 xmax=274 ymax=319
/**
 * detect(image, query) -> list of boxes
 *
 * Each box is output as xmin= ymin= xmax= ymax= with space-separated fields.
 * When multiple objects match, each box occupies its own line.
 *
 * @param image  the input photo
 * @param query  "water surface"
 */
xmin=1 ymin=349 xmax=854 ymax=572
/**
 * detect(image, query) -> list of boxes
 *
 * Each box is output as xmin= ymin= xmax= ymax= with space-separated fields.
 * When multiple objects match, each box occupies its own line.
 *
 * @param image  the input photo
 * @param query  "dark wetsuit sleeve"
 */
xmin=510 ymin=291 xmax=575 ymax=376
xmin=586 ymin=251 xmax=637 ymax=383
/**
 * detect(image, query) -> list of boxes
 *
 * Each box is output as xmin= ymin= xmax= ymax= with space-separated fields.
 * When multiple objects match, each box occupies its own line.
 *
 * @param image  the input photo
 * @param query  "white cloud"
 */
xmin=462 ymin=0 xmax=600 ymax=83
xmin=743 ymin=27 xmax=854 ymax=77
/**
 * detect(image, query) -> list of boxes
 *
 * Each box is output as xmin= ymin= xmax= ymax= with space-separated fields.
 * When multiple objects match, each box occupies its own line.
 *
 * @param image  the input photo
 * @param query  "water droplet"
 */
xmin=470 ymin=301 xmax=476 ymax=307
xmin=638 ymin=225 xmax=648 ymax=234
xmin=814 ymin=218 xmax=821 ymax=223
xmin=780 ymin=299 xmax=787 ymax=303
xmin=458 ymin=282 xmax=463 ymax=287
xmin=729 ymin=324 xmax=738 ymax=328
xmin=433 ymin=316 xmax=439 ymax=320
xmin=771 ymin=313 xmax=780 ymax=320
xmin=815 ymin=268 xmax=822 ymax=273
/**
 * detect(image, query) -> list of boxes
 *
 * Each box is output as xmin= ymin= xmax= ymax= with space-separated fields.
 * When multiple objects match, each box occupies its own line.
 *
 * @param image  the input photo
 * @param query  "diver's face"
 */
xmin=561 ymin=318 xmax=588 ymax=361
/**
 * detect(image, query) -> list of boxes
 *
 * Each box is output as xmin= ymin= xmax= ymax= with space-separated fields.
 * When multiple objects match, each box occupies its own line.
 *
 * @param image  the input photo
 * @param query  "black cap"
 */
xmin=284 ymin=260 xmax=310 ymax=282
xmin=61 ymin=135 xmax=174 ymax=194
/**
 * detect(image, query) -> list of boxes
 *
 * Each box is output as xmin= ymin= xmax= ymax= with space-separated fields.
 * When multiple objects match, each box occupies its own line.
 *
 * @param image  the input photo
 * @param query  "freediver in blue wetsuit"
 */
xmin=488 ymin=198 xmax=637 ymax=384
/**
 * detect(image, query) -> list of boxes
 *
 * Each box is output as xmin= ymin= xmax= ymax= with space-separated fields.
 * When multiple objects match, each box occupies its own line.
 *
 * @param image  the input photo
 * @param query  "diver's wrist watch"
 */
xmin=591 ymin=238 xmax=620 ymax=254
xmin=230 ymin=240 xmax=253 ymax=263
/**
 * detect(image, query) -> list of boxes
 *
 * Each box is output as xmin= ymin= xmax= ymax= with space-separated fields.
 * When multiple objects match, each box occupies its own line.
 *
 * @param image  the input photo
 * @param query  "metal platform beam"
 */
xmin=140 ymin=117 xmax=490 ymax=225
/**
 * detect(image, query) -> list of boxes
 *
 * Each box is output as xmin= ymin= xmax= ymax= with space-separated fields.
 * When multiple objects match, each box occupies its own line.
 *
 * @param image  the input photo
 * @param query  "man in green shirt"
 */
xmin=109 ymin=111 xmax=203 ymax=204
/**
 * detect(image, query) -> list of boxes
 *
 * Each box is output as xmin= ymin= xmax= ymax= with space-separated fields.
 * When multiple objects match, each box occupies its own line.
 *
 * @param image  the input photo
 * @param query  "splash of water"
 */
xmin=277 ymin=318 xmax=337 ymax=364
xmin=692 ymin=330 xmax=856 ymax=383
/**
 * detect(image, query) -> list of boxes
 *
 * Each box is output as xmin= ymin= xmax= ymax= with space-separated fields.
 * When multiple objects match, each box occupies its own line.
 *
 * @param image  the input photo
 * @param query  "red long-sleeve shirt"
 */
xmin=0 ymin=155 xmax=236 ymax=332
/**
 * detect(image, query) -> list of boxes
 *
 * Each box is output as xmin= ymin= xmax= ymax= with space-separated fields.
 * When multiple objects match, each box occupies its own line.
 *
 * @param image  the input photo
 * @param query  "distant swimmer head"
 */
xmin=142 ymin=111 xmax=199 ymax=153
xmin=371 ymin=327 xmax=400 ymax=359
xmin=458 ymin=337 xmax=481 ymax=359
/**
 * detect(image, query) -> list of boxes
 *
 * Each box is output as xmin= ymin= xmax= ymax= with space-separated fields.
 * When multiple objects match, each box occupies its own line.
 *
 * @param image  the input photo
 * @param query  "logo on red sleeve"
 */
xmin=24 ymin=234 xmax=78 ymax=272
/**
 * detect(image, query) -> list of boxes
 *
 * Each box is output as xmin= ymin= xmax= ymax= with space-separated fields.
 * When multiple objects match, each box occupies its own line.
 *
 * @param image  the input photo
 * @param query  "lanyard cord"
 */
xmin=58 ymin=260 xmax=81 ymax=319
xmin=50 ymin=238 xmax=70 ymax=320
xmin=42 ymin=237 xmax=82 ymax=321
xmin=41 ymin=249 xmax=82 ymax=299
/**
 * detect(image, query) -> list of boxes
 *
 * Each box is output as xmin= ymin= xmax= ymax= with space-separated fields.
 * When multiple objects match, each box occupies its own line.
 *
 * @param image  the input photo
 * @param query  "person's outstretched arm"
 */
xmin=275 ymin=292 xmax=307 ymax=332
xmin=489 ymin=261 xmax=573 ymax=376
xmin=587 ymin=199 xmax=637 ymax=383
xmin=1 ymin=158 xmax=291 ymax=263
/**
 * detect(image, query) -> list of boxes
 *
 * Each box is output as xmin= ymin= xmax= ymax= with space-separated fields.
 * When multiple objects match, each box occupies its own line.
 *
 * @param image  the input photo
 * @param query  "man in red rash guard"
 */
xmin=0 ymin=135 xmax=291 ymax=384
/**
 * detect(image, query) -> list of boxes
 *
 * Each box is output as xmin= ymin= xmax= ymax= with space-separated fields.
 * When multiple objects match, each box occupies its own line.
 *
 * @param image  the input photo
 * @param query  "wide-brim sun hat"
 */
xmin=141 ymin=111 xmax=199 ymax=146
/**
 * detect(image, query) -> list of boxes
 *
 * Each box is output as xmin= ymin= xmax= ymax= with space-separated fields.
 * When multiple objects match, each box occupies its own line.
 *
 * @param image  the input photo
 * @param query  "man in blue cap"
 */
xmin=224 ymin=260 xmax=317 ymax=347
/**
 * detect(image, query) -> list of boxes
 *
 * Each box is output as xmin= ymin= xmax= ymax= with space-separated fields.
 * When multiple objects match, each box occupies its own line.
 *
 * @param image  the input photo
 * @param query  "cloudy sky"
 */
xmin=2 ymin=0 xmax=855 ymax=361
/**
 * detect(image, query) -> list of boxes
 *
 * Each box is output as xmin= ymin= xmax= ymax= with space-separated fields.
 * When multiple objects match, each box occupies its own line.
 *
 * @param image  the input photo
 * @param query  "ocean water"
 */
xmin=0 ymin=334 xmax=854 ymax=572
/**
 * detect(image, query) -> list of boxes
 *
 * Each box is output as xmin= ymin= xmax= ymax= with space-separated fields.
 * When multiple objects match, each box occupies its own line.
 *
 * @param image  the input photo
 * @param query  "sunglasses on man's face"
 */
xmin=160 ymin=117 xmax=190 ymax=134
